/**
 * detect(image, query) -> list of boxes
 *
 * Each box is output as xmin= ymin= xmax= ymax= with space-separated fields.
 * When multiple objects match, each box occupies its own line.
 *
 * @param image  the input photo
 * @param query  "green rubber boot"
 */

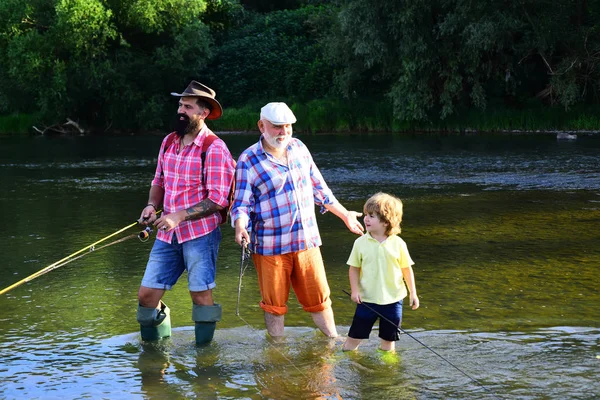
xmin=137 ymin=301 xmax=171 ymax=341
xmin=192 ymin=303 xmax=222 ymax=345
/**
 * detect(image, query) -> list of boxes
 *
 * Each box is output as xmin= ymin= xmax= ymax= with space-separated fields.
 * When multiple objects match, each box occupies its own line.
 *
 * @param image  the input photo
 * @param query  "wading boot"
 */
xmin=192 ymin=303 xmax=222 ymax=345
xmin=136 ymin=301 xmax=171 ymax=341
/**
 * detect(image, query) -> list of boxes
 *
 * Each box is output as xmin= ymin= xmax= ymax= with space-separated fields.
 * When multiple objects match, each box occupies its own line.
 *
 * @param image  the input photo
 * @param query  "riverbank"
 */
xmin=2 ymin=100 xmax=599 ymax=137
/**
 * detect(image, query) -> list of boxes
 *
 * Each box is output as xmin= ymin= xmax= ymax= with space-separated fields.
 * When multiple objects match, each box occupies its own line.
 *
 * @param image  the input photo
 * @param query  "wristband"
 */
xmin=146 ymin=203 xmax=156 ymax=210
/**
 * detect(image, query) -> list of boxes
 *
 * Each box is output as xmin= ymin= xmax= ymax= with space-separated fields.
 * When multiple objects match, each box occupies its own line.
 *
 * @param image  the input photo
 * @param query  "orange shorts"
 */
xmin=251 ymin=247 xmax=332 ymax=316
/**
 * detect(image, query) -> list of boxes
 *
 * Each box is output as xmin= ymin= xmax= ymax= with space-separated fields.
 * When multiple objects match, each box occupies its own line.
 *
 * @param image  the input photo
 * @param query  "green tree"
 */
xmin=327 ymin=0 xmax=600 ymax=123
xmin=0 ymin=0 xmax=215 ymax=132
xmin=206 ymin=5 xmax=336 ymax=107
xmin=240 ymin=0 xmax=323 ymax=13
xmin=518 ymin=0 xmax=600 ymax=107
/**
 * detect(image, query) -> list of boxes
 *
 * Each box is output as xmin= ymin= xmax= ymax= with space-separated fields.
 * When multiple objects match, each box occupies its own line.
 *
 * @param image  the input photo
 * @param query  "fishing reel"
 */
xmin=138 ymin=227 xmax=153 ymax=242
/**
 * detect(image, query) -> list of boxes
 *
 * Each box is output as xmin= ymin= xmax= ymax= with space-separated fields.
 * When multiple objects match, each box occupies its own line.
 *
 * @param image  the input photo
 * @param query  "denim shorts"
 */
xmin=347 ymin=301 xmax=403 ymax=342
xmin=141 ymin=228 xmax=221 ymax=292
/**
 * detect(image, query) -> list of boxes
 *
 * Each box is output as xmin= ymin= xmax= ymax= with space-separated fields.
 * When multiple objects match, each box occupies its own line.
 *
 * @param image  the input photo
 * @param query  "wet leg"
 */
xmin=380 ymin=339 xmax=395 ymax=352
xmin=311 ymin=308 xmax=338 ymax=337
xmin=343 ymin=337 xmax=362 ymax=351
xmin=264 ymin=312 xmax=285 ymax=337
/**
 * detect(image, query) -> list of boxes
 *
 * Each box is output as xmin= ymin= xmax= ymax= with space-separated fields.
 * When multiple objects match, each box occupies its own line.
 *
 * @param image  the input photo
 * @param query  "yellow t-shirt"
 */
xmin=346 ymin=233 xmax=414 ymax=305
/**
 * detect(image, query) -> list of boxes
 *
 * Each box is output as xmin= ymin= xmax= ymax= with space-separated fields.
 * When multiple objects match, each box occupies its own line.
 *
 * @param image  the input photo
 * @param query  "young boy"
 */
xmin=343 ymin=192 xmax=419 ymax=353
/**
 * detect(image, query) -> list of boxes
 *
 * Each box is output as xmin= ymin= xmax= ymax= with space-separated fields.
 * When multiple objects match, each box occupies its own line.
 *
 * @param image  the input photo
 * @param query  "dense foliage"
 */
xmin=0 ymin=0 xmax=598 ymax=133
xmin=329 ymin=0 xmax=600 ymax=123
xmin=0 ymin=0 xmax=215 ymax=131
xmin=206 ymin=5 xmax=334 ymax=107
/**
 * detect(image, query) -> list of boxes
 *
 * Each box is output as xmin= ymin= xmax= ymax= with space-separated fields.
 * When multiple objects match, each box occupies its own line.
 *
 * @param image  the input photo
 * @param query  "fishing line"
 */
xmin=234 ymin=241 xmax=309 ymax=380
xmin=236 ymin=238 xmax=252 ymax=316
xmin=0 ymin=212 xmax=161 ymax=296
xmin=342 ymin=289 xmax=502 ymax=400
xmin=236 ymin=313 xmax=309 ymax=380
xmin=30 ymin=233 xmax=139 ymax=276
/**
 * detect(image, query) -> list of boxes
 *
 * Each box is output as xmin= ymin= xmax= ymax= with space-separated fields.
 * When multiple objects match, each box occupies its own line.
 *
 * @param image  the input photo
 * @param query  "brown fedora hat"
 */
xmin=171 ymin=80 xmax=223 ymax=120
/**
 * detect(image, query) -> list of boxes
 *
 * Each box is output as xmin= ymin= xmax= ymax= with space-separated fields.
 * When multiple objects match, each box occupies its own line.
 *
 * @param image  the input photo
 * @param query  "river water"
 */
xmin=0 ymin=133 xmax=598 ymax=399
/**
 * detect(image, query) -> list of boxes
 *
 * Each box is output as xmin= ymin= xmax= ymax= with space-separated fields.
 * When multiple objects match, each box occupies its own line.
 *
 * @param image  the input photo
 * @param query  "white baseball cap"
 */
xmin=260 ymin=102 xmax=297 ymax=124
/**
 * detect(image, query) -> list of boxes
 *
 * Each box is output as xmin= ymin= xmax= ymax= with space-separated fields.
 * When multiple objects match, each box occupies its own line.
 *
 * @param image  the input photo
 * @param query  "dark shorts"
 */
xmin=347 ymin=301 xmax=403 ymax=342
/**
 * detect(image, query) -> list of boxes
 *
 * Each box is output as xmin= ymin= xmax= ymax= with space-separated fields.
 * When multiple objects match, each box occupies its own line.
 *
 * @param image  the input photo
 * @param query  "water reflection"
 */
xmin=4 ymin=325 xmax=597 ymax=399
xmin=132 ymin=327 xmax=346 ymax=399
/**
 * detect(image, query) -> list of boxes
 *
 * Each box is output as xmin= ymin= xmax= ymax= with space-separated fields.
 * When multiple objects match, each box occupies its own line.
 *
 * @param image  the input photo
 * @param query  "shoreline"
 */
xmin=215 ymin=129 xmax=600 ymax=137
xmin=2 ymin=128 xmax=600 ymax=138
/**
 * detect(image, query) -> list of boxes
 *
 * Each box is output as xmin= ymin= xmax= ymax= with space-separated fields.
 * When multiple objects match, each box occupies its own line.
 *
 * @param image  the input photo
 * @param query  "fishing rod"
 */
xmin=0 ymin=213 xmax=160 ymax=296
xmin=342 ymin=289 xmax=502 ymax=400
xmin=236 ymin=238 xmax=252 ymax=316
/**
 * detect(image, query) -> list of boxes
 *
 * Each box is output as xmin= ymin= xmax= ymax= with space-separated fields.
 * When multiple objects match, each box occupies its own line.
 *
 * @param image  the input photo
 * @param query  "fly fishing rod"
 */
xmin=342 ymin=289 xmax=501 ymax=400
xmin=236 ymin=238 xmax=252 ymax=316
xmin=0 ymin=213 xmax=160 ymax=296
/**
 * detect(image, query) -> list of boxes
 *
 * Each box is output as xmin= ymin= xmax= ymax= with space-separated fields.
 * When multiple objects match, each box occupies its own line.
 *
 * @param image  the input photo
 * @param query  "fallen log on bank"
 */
xmin=33 ymin=118 xmax=85 ymax=136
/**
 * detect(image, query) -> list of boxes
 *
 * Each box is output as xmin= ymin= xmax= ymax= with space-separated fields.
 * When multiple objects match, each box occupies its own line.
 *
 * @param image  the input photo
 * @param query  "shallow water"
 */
xmin=0 ymin=133 xmax=599 ymax=399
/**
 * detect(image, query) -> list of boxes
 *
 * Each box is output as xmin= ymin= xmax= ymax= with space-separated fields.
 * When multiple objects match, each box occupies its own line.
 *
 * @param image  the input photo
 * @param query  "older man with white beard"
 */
xmin=136 ymin=80 xmax=235 ymax=345
xmin=231 ymin=102 xmax=364 ymax=338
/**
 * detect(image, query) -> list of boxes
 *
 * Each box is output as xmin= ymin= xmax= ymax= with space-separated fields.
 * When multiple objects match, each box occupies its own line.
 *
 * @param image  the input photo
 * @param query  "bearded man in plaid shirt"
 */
xmin=136 ymin=81 xmax=235 ymax=345
xmin=231 ymin=102 xmax=364 ymax=338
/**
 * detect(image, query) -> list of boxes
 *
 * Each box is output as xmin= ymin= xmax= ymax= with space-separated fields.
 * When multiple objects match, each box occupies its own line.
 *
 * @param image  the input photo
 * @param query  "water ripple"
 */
xmin=1 ymin=326 xmax=598 ymax=400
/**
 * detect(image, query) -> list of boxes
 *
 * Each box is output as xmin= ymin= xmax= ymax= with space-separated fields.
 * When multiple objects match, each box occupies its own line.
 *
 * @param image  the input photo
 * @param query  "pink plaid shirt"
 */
xmin=151 ymin=126 xmax=235 ymax=244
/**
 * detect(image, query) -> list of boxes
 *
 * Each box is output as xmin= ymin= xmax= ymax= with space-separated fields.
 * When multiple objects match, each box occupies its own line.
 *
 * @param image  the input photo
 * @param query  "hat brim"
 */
xmin=262 ymin=117 xmax=297 ymax=125
xmin=171 ymin=93 xmax=223 ymax=120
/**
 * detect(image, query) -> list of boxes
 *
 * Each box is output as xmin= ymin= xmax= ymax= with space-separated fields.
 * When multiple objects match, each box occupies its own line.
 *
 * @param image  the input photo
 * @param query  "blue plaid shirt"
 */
xmin=231 ymin=136 xmax=337 ymax=255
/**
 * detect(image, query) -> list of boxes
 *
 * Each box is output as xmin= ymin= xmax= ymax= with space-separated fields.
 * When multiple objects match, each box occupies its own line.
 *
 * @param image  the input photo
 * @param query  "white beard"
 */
xmin=263 ymin=134 xmax=290 ymax=150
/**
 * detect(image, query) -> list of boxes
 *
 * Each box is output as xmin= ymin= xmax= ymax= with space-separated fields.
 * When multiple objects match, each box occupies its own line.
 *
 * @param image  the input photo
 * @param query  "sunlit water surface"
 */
xmin=0 ymin=133 xmax=598 ymax=399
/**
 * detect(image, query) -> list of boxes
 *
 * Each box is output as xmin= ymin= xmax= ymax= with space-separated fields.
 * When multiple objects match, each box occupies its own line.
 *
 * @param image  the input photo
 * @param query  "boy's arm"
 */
xmin=349 ymin=266 xmax=361 ymax=304
xmin=402 ymin=266 xmax=420 ymax=310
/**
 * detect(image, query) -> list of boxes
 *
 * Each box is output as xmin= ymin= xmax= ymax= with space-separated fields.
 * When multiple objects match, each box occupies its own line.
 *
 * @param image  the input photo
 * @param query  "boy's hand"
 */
xmin=410 ymin=294 xmax=420 ymax=310
xmin=351 ymin=291 xmax=362 ymax=304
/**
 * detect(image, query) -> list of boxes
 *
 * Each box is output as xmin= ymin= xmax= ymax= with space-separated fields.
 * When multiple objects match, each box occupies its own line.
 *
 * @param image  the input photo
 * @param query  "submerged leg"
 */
xmin=264 ymin=312 xmax=285 ymax=337
xmin=380 ymin=338 xmax=396 ymax=352
xmin=310 ymin=308 xmax=338 ymax=337
xmin=343 ymin=337 xmax=362 ymax=351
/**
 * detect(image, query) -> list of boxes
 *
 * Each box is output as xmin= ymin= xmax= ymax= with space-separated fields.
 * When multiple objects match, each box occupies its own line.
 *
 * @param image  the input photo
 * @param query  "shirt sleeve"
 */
xmin=398 ymin=239 xmax=415 ymax=268
xmin=346 ymin=238 xmax=362 ymax=268
xmin=203 ymin=140 xmax=236 ymax=208
xmin=230 ymin=154 xmax=255 ymax=225
xmin=150 ymin=136 xmax=168 ymax=188
xmin=303 ymin=146 xmax=337 ymax=213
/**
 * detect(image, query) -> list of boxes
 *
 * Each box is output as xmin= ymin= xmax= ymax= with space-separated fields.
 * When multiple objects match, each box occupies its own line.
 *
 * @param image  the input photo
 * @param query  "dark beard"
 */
xmin=174 ymin=113 xmax=202 ymax=137
xmin=174 ymin=114 xmax=189 ymax=137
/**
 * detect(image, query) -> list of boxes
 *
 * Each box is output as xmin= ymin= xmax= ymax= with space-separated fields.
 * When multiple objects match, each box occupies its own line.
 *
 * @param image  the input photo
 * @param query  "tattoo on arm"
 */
xmin=184 ymin=199 xmax=223 ymax=221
